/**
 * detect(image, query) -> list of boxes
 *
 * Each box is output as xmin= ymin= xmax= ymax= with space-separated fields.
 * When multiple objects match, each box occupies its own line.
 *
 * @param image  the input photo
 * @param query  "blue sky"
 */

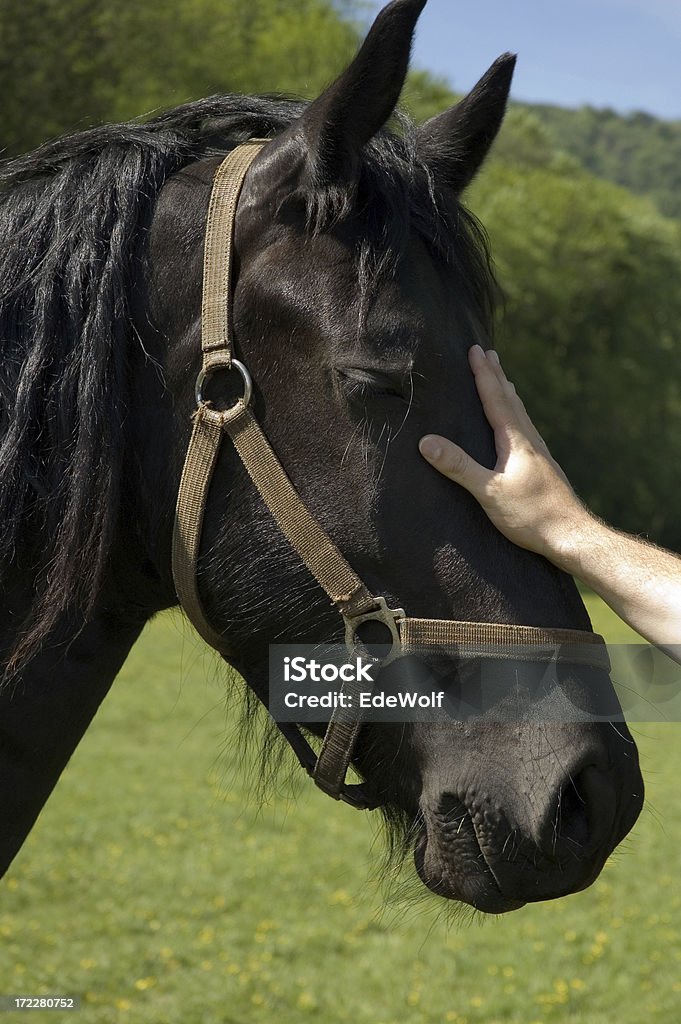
xmin=364 ymin=0 xmax=681 ymax=119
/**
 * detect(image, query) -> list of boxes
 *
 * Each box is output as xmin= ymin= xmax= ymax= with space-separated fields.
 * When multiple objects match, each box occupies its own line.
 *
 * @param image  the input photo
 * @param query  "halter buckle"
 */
xmin=343 ymin=596 xmax=406 ymax=666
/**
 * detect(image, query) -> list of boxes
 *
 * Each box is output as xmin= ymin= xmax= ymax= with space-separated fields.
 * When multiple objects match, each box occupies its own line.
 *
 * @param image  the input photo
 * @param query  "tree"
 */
xmin=469 ymin=162 xmax=681 ymax=549
xmin=0 ymin=0 xmax=362 ymax=156
xmin=528 ymin=102 xmax=681 ymax=220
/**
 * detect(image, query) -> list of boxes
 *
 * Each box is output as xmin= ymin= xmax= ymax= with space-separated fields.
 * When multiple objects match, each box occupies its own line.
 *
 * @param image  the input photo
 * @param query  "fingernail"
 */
xmin=470 ymin=344 xmax=484 ymax=357
xmin=419 ymin=436 xmax=443 ymax=461
xmin=488 ymin=350 xmax=500 ymax=364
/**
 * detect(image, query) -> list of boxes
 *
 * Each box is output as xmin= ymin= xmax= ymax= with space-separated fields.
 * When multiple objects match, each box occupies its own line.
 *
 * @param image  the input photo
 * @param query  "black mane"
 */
xmin=0 ymin=94 xmax=495 ymax=676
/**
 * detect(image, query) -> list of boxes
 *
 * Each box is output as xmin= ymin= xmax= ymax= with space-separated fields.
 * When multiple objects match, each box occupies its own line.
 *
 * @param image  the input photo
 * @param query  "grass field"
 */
xmin=1 ymin=596 xmax=679 ymax=1023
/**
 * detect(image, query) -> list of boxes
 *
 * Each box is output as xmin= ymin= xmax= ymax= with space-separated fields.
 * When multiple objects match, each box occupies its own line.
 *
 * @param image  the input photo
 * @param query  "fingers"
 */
xmin=468 ymin=345 xmax=523 ymax=431
xmin=420 ymin=346 xmax=555 ymax=498
xmin=419 ymin=435 xmax=492 ymax=497
xmin=469 ymin=345 xmax=544 ymax=446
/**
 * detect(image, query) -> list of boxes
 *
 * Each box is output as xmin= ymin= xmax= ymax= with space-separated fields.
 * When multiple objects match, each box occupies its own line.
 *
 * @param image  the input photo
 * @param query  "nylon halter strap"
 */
xmin=172 ymin=141 xmax=611 ymax=811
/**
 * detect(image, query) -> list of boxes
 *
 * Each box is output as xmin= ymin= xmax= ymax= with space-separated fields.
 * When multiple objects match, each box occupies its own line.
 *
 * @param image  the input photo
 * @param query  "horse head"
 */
xmin=144 ymin=0 xmax=643 ymax=912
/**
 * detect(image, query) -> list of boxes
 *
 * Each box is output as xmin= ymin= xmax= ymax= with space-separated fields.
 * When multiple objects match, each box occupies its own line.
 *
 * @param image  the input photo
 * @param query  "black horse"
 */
xmin=0 ymin=0 xmax=642 ymax=913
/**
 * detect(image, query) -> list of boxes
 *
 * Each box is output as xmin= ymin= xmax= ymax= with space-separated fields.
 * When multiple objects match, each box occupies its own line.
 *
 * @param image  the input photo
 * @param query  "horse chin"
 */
xmin=413 ymin=830 xmax=525 ymax=916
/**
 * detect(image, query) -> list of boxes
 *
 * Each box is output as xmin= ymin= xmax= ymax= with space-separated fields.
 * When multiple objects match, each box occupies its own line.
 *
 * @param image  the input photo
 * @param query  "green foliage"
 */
xmin=400 ymin=68 xmax=458 ymax=125
xmin=1 ymin=610 xmax=680 ymax=1022
xmin=468 ymin=160 xmax=681 ymax=550
xmin=0 ymin=0 xmax=362 ymax=156
xmin=491 ymin=108 xmax=582 ymax=174
xmin=528 ymin=103 xmax=681 ymax=220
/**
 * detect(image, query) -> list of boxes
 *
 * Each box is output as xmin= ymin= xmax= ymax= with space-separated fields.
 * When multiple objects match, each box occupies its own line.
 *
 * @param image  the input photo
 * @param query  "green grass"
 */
xmin=1 ymin=600 xmax=679 ymax=1024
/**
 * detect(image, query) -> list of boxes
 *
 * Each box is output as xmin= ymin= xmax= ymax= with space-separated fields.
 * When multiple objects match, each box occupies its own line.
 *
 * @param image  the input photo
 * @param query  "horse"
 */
xmin=0 ymin=0 xmax=642 ymax=914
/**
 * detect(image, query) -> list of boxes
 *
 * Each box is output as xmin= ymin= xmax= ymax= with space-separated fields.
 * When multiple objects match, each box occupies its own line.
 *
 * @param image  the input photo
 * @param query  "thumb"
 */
xmin=419 ymin=435 xmax=492 ymax=498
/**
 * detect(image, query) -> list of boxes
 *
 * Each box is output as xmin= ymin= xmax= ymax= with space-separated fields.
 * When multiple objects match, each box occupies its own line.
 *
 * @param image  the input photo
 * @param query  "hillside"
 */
xmin=403 ymin=69 xmax=681 ymax=221
xmin=527 ymin=103 xmax=681 ymax=220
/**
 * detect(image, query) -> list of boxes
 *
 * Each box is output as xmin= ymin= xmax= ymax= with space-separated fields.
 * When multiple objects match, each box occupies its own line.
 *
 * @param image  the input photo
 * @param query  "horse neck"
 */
xmin=0 ymin=612 xmax=144 ymax=879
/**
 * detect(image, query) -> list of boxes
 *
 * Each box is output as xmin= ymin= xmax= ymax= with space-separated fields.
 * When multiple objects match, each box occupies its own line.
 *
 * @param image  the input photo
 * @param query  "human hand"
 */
xmin=419 ymin=345 xmax=589 ymax=562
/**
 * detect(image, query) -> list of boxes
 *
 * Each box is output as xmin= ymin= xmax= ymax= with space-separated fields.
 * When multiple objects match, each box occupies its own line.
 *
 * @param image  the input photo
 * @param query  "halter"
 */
xmin=172 ymin=141 xmax=610 ymax=810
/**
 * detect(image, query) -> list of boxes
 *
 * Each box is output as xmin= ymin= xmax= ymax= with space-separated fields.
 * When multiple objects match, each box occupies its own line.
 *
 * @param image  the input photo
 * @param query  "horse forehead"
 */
xmin=245 ymin=223 xmax=444 ymax=335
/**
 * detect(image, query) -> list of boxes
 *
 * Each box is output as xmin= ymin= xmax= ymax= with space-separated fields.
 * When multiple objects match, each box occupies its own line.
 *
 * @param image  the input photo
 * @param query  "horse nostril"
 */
xmin=552 ymin=766 xmax=616 ymax=860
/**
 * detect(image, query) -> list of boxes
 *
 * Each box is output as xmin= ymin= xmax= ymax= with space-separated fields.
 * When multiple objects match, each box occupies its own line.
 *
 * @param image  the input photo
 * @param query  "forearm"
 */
xmin=551 ymin=511 xmax=681 ymax=654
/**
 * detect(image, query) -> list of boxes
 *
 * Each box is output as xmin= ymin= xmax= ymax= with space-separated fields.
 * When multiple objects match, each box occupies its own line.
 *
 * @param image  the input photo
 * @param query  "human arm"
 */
xmin=418 ymin=345 xmax=681 ymax=658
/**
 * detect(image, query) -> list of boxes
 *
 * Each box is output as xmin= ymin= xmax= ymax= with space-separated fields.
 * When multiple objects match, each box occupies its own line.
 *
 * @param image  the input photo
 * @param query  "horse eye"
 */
xmin=351 ymin=382 xmax=405 ymax=403
xmin=336 ymin=370 xmax=409 ymax=406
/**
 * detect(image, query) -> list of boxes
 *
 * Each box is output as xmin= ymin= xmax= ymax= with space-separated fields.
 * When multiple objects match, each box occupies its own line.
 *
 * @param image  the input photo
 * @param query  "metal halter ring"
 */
xmin=343 ymin=596 xmax=406 ymax=667
xmin=195 ymin=359 xmax=253 ymax=409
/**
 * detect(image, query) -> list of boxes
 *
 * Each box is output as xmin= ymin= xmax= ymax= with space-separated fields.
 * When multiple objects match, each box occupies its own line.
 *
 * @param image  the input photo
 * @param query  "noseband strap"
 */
xmin=172 ymin=142 xmax=610 ymax=812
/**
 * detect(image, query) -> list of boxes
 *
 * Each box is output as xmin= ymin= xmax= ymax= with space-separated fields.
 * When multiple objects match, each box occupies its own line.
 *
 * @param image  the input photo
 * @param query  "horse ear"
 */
xmin=417 ymin=54 xmax=516 ymax=194
xmin=296 ymin=0 xmax=427 ymax=182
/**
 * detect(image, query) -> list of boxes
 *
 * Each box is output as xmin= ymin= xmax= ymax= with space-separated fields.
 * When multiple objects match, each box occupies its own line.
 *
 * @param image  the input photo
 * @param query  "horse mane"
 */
xmin=0 ymin=94 xmax=495 ymax=677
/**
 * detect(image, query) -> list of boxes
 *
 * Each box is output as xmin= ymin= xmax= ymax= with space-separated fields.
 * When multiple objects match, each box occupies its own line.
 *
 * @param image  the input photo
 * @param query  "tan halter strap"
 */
xmin=172 ymin=141 xmax=611 ymax=811
xmin=173 ymin=144 xmax=380 ymax=642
